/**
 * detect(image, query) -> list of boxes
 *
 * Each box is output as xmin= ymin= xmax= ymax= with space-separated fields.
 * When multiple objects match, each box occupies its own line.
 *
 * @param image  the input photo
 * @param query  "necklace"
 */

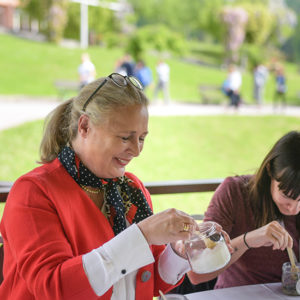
xmin=80 ymin=184 xmax=102 ymax=194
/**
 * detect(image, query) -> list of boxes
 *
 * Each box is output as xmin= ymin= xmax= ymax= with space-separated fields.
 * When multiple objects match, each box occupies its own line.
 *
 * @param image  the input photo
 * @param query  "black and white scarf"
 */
xmin=58 ymin=146 xmax=153 ymax=235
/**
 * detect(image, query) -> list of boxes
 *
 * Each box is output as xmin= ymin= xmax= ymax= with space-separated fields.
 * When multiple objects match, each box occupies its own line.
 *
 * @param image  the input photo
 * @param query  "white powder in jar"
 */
xmin=188 ymin=241 xmax=231 ymax=274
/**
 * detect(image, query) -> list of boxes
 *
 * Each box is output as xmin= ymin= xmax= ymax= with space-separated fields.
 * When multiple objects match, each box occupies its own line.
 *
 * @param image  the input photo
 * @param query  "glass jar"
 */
xmin=282 ymin=262 xmax=300 ymax=296
xmin=184 ymin=221 xmax=230 ymax=274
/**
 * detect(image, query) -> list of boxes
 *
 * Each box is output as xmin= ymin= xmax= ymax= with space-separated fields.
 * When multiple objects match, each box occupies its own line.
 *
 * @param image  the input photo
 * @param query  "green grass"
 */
xmin=1 ymin=33 xmax=300 ymax=104
xmin=0 ymin=115 xmax=299 ymax=218
xmin=0 ymin=34 xmax=124 ymax=96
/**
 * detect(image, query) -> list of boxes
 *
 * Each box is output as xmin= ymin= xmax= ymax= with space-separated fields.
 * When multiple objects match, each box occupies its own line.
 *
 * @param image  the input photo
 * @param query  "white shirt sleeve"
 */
xmin=158 ymin=243 xmax=191 ymax=284
xmin=82 ymin=223 xmax=154 ymax=296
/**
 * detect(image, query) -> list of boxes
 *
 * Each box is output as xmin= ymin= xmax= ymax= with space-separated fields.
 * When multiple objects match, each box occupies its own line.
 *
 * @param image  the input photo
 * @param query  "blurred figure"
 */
xmin=134 ymin=60 xmax=153 ymax=90
xmin=227 ymin=64 xmax=242 ymax=107
xmin=225 ymin=65 xmax=242 ymax=109
xmin=78 ymin=53 xmax=96 ymax=89
xmin=274 ymin=66 xmax=286 ymax=110
xmin=253 ymin=63 xmax=268 ymax=106
xmin=115 ymin=54 xmax=135 ymax=77
xmin=153 ymin=59 xmax=170 ymax=105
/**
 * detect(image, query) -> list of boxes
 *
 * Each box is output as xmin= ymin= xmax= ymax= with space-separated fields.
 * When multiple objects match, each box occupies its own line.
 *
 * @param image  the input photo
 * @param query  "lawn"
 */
xmin=1 ymin=33 xmax=300 ymax=105
xmin=0 ymin=114 xmax=299 ymax=218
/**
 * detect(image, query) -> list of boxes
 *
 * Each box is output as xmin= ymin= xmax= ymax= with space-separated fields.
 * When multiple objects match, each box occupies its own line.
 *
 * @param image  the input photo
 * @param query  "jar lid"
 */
xmin=197 ymin=221 xmax=217 ymax=239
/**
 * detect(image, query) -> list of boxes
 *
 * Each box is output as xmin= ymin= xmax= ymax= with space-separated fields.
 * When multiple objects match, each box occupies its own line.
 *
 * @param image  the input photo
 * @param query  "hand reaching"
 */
xmin=137 ymin=208 xmax=198 ymax=245
xmin=245 ymin=221 xmax=293 ymax=250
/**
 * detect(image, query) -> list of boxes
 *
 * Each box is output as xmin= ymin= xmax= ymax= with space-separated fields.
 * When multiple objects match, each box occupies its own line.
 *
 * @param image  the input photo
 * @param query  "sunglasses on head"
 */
xmin=82 ymin=73 xmax=143 ymax=112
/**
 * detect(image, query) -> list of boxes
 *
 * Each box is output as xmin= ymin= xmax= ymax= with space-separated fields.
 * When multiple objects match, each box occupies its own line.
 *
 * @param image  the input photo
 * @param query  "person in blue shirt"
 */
xmin=274 ymin=67 xmax=286 ymax=109
xmin=134 ymin=60 xmax=153 ymax=90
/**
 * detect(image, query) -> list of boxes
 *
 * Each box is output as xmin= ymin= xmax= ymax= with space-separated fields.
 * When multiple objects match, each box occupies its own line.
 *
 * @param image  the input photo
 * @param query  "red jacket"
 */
xmin=0 ymin=158 xmax=178 ymax=299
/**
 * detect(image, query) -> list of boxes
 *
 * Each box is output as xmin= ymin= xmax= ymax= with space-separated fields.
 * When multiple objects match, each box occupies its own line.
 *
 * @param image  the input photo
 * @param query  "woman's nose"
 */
xmin=129 ymin=139 xmax=141 ymax=157
xmin=288 ymin=202 xmax=300 ymax=215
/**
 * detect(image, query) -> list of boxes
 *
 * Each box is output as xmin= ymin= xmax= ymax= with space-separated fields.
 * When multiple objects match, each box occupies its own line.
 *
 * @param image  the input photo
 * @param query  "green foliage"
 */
xmin=195 ymin=0 xmax=225 ymax=42
xmin=47 ymin=0 xmax=69 ymax=43
xmin=126 ymin=34 xmax=146 ymax=62
xmin=64 ymin=3 xmax=119 ymax=45
xmin=21 ymin=0 xmax=50 ymax=22
xmin=22 ymin=0 xmax=69 ymax=43
xmin=129 ymin=0 xmax=227 ymax=41
xmin=104 ymin=33 xmax=127 ymax=49
xmin=241 ymin=3 xmax=275 ymax=45
xmin=63 ymin=2 xmax=80 ymax=40
xmin=126 ymin=24 xmax=187 ymax=61
xmin=240 ymin=44 xmax=268 ymax=70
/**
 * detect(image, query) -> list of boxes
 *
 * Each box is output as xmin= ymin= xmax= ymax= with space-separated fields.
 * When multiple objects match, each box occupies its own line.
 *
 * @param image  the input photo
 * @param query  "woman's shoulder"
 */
xmin=221 ymin=175 xmax=252 ymax=190
xmin=13 ymin=159 xmax=65 ymax=190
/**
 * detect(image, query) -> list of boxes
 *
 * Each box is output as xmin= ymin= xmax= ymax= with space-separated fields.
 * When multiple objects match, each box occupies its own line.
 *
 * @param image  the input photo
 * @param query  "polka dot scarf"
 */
xmin=58 ymin=146 xmax=153 ymax=235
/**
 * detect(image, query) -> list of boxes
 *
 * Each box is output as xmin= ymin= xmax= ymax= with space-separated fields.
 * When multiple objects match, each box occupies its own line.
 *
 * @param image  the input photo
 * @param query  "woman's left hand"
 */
xmin=171 ymin=240 xmax=187 ymax=258
xmin=171 ymin=221 xmax=234 ymax=258
xmin=215 ymin=223 xmax=234 ymax=254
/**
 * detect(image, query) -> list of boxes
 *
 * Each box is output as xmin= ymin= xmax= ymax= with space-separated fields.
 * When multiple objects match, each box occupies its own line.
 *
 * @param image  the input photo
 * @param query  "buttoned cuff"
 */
xmin=82 ymin=223 xmax=154 ymax=295
xmin=158 ymin=243 xmax=191 ymax=284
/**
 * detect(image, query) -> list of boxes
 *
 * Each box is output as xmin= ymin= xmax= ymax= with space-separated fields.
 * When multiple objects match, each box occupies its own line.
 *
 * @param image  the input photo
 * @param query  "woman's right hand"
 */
xmin=245 ymin=221 xmax=293 ymax=250
xmin=137 ymin=208 xmax=198 ymax=245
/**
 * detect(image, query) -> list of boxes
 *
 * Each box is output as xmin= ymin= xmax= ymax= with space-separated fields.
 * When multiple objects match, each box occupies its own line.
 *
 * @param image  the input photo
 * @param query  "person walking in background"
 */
xmin=253 ymin=63 xmax=268 ymax=106
xmin=115 ymin=53 xmax=135 ymax=77
xmin=225 ymin=64 xmax=242 ymax=109
xmin=274 ymin=66 xmax=286 ymax=110
xmin=153 ymin=59 xmax=170 ymax=104
xmin=134 ymin=60 xmax=153 ymax=90
xmin=78 ymin=53 xmax=96 ymax=89
xmin=188 ymin=130 xmax=300 ymax=289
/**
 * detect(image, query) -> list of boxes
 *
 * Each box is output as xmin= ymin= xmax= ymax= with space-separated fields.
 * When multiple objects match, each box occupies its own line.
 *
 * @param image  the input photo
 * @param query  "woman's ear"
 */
xmin=77 ymin=114 xmax=90 ymax=137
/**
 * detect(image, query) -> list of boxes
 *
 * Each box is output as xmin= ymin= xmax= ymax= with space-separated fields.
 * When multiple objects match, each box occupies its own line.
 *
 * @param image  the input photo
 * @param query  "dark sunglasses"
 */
xmin=82 ymin=73 xmax=143 ymax=112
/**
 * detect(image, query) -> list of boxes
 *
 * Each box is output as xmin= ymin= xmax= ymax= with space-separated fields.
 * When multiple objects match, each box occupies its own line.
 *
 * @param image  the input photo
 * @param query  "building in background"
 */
xmin=0 ymin=0 xmax=20 ymax=31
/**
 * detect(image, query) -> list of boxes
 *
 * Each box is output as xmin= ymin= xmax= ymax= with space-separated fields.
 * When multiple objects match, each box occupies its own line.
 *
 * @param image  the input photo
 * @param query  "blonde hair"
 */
xmin=40 ymin=76 xmax=149 ymax=163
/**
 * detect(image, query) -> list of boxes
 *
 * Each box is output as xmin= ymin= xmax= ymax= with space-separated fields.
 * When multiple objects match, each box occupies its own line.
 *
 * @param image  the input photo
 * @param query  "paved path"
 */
xmin=0 ymin=95 xmax=299 ymax=130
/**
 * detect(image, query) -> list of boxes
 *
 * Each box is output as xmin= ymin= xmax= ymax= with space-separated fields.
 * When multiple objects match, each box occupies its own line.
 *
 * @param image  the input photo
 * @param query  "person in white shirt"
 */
xmin=78 ymin=53 xmax=96 ymax=89
xmin=154 ymin=59 xmax=170 ymax=104
xmin=225 ymin=65 xmax=242 ymax=108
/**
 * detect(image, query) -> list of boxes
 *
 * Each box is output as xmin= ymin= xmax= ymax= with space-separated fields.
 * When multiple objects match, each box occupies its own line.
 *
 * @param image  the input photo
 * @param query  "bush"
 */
xmin=126 ymin=24 xmax=187 ymax=61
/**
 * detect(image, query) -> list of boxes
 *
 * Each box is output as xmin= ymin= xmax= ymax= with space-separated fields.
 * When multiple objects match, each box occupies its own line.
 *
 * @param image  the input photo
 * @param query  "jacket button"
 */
xmin=121 ymin=269 xmax=126 ymax=274
xmin=141 ymin=271 xmax=151 ymax=282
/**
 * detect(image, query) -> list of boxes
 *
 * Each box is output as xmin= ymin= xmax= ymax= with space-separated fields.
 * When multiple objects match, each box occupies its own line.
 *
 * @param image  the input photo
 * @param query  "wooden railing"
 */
xmin=0 ymin=182 xmax=13 ymax=203
xmin=145 ymin=178 xmax=223 ymax=195
xmin=0 ymin=179 xmax=223 ymax=203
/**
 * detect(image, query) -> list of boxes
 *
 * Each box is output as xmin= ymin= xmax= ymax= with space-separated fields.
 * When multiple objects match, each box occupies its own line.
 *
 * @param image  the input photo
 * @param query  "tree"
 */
xmin=47 ymin=0 xmax=69 ymax=43
xmin=126 ymin=24 xmax=186 ymax=61
xmin=221 ymin=6 xmax=248 ymax=64
xmin=128 ymin=0 xmax=207 ymax=38
xmin=21 ymin=0 xmax=69 ymax=43
xmin=64 ymin=2 xmax=119 ymax=45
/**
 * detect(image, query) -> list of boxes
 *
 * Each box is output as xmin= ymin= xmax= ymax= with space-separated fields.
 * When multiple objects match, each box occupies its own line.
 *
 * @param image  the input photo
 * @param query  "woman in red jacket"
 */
xmin=0 ymin=73 xmax=200 ymax=299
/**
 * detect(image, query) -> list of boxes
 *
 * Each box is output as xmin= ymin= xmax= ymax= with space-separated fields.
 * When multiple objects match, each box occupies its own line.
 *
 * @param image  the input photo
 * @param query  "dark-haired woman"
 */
xmin=188 ymin=131 xmax=300 ymax=289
